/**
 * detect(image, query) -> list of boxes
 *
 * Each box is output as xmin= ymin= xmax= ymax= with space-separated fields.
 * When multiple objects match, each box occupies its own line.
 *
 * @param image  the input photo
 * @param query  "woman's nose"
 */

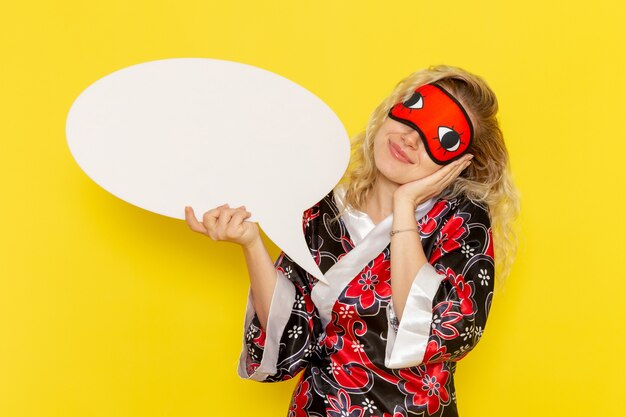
xmin=401 ymin=129 xmax=421 ymax=149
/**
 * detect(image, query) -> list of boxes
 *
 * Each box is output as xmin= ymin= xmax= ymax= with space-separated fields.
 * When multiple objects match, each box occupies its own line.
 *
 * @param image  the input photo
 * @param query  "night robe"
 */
xmin=238 ymin=185 xmax=495 ymax=417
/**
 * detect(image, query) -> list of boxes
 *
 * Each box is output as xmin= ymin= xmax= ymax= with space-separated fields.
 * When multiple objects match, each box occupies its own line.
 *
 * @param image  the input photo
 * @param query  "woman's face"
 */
xmin=372 ymin=116 xmax=444 ymax=185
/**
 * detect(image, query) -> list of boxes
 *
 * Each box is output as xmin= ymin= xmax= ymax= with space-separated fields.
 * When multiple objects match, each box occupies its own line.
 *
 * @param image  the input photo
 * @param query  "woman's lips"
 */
xmin=388 ymin=140 xmax=413 ymax=164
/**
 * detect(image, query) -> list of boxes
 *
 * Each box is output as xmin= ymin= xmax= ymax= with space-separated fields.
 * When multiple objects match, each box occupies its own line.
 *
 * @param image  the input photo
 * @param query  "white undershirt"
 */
xmin=332 ymin=184 xmax=438 ymax=245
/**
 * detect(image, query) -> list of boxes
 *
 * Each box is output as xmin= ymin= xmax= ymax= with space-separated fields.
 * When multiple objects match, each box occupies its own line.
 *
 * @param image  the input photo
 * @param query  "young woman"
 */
xmin=185 ymin=64 xmax=520 ymax=417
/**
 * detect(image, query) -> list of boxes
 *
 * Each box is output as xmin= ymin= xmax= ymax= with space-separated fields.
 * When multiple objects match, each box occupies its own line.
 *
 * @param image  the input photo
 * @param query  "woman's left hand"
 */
xmin=393 ymin=154 xmax=474 ymax=208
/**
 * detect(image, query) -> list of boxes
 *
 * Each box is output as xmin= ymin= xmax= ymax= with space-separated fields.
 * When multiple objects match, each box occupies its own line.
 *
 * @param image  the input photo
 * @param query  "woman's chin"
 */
xmin=374 ymin=169 xmax=405 ymax=187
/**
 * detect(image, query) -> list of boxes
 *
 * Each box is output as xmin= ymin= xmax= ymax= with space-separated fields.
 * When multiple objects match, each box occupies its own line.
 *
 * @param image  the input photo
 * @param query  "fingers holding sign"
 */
xmin=185 ymin=204 xmax=259 ymax=248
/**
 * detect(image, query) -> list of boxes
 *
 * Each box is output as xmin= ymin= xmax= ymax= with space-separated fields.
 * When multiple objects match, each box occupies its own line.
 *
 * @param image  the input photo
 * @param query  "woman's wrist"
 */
xmin=393 ymin=195 xmax=417 ymax=213
xmin=242 ymin=235 xmax=265 ymax=254
xmin=392 ymin=199 xmax=419 ymax=236
xmin=393 ymin=189 xmax=427 ymax=210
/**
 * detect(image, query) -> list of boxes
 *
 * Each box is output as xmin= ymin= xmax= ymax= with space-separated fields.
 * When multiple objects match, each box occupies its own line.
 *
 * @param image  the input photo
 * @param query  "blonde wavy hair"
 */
xmin=332 ymin=64 xmax=521 ymax=290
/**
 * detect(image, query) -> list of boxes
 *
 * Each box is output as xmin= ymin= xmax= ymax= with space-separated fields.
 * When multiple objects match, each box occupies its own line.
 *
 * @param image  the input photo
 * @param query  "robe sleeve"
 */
xmin=384 ymin=199 xmax=495 ymax=368
xmin=237 ymin=219 xmax=323 ymax=382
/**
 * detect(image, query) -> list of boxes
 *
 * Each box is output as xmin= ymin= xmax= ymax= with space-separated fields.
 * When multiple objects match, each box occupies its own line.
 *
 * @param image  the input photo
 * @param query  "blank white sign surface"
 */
xmin=66 ymin=58 xmax=351 ymax=283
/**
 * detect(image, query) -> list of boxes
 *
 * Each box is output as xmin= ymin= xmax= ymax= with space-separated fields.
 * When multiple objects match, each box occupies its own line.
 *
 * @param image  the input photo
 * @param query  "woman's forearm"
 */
xmin=241 ymin=237 xmax=277 ymax=330
xmin=390 ymin=201 xmax=428 ymax=321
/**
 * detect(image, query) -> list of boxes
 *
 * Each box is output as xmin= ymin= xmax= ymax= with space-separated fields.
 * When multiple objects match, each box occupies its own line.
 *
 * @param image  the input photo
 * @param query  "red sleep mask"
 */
xmin=388 ymin=83 xmax=474 ymax=165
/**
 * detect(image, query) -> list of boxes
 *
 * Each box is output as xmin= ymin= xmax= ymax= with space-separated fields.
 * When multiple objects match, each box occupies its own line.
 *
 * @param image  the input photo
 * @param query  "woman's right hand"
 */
xmin=184 ymin=204 xmax=260 ymax=248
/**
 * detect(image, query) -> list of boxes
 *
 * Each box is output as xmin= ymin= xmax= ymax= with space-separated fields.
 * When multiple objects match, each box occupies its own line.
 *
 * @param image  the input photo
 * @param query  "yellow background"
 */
xmin=2 ymin=0 xmax=625 ymax=416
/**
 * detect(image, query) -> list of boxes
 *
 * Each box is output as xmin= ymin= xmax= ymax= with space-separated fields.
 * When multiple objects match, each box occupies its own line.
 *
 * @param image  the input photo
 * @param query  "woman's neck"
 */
xmin=364 ymin=173 xmax=399 ymax=225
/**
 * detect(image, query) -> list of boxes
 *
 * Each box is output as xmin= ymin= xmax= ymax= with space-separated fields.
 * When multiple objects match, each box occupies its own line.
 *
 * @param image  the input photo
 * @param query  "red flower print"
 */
xmin=439 ymin=266 xmax=475 ymax=316
xmin=253 ymin=326 xmax=266 ymax=348
xmin=303 ymin=204 xmax=321 ymax=231
xmin=486 ymin=226 xmax=495 ymax=259
xmin=418 ymin=200 xmax=449 ymax=237
xmin=326 ymin=388 xmax=364 ymax=417
xmin=246 ymin=360 xmax=260 ymax=375
xmin=289 ymin=378 xmax=312 ymax=417
xmin=398 ymin=363 xmax=450 ymax=416
xmin=323 ymin=311 xmax=345 ymax=351
xmin=423 ymin=339 xmax=452 ymax=364
xmin=303 ymin=288 xmax=317 ymax=315
xmin=431 ymin=301 xmax=463 ymax=340
xmin=429 ymin=214 xmax=469 ymax=264
xmin=344 ymin=260 xmax=391 ymax=312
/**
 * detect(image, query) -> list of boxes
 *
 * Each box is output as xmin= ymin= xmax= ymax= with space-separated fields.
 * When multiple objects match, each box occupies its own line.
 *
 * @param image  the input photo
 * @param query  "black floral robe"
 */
xmin=238 ymin=188 xmax=495 ymax=417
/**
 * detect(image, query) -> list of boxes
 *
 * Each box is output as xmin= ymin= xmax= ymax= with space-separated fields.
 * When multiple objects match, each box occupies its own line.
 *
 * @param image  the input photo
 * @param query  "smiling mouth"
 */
xmin=388 ymin=139 xmax=413 ymax=164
